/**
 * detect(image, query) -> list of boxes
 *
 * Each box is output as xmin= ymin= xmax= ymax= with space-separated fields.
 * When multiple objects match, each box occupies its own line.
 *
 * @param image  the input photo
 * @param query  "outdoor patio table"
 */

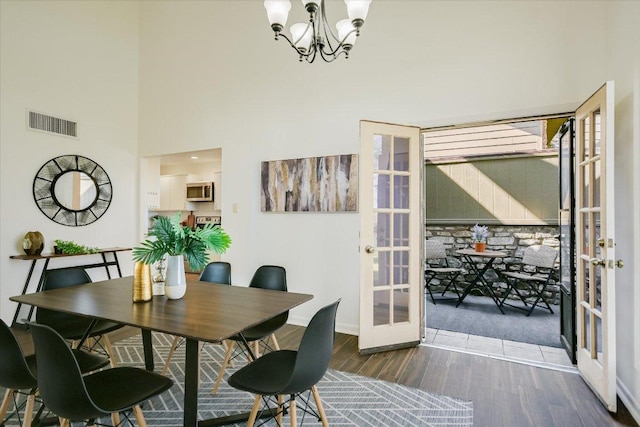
xmin=455 ymin=248 xmax=508 ymax=314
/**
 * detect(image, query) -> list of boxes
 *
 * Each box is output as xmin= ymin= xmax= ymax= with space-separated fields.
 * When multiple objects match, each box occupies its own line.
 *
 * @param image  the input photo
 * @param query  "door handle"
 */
xmin=365 ymin=245 xmax=376 ymax=254
xmin=591 ymin=258 xmax=605 ymax=267
xmin=616 ymin=260 xmax=624 ymax=268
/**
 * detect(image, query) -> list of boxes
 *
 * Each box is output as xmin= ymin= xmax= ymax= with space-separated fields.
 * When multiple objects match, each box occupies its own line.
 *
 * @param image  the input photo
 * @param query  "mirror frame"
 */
xmin=33 ymin=155 xmax=113 ymax=227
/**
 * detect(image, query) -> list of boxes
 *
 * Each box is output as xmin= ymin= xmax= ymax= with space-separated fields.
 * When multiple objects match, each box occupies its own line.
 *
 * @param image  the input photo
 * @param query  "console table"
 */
xmin=9 ymin=247 xmax=131 ymax=327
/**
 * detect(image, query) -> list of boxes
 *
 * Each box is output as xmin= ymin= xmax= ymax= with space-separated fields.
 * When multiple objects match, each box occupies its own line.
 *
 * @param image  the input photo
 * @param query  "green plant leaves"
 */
xmin=53 ymin=239 xmax=100 ymax=254
xmin=132 ymin=212 xmax=232 ymax=271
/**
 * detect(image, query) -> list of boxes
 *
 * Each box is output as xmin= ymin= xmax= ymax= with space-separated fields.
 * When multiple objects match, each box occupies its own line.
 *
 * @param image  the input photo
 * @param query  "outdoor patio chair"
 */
xmin=424 ymin=240 xmax=464 ymax=304
xmin=498 ymin=245 xmax=558 ymax=316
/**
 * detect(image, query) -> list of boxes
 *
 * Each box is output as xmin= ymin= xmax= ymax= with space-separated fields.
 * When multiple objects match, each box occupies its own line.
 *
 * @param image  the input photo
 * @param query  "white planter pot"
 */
xmin=165 ymin=255 xmax=187 ymax=300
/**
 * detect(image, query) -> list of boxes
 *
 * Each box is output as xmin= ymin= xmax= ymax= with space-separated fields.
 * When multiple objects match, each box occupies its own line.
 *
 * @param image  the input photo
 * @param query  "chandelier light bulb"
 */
xmin=290 ymin=23 xmax=313 ymax=52
xmin=302 ymin=0 xmax=320 ymax=14
xmin=336 ymin=19 xmax=357 ymax=48
xmin=344 ymin=0 xmax=371 ymax=27
xmin=264 ymin=0 xmax=292 ymax=33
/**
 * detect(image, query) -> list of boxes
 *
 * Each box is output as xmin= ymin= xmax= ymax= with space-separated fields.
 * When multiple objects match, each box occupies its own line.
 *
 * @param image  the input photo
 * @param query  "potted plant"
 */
xmin=132 ymin=212 xmax=231 ymax=299
xmin=53 ymin=239 xmax=100 ymax=255
xmin=471 ymin=224 xmax=488 ymax=252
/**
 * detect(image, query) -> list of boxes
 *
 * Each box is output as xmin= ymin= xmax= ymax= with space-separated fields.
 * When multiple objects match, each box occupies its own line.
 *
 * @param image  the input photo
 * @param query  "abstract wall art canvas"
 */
xmin=261 ymin=154 xmax=358 ymax=212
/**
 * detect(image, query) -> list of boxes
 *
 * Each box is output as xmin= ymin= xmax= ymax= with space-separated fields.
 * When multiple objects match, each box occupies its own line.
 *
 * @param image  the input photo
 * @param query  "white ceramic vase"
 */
xmin=165 ymin=254 xmax=187 ymax=300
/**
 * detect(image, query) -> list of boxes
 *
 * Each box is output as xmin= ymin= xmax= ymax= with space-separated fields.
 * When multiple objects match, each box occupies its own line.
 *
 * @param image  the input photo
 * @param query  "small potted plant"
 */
xmin=471 ymin=224 xmax=489 ymax=252
xmin=132 ymin=212 xmax=231 ymax=299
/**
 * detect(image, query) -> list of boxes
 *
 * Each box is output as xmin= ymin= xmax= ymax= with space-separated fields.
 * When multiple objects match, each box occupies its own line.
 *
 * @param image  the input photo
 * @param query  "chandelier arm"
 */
xmin=276 ymin=32 xmax=317 ymax=60
xmin=328 ymin=29 xmax=358 ymax=55
xmin=304 ymin=47 xmax=318 ymax=63
xmin=320 ymin=0 xmax=341 ymax=47
xmin=318 ymin=47 xmax=348 ymax=63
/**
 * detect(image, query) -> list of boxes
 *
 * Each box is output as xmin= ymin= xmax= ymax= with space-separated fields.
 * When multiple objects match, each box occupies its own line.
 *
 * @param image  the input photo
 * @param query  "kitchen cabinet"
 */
xmin=141 ymin=157 xmax=161 ymax=210
xmin=160 ymin=174 xmax=196 ymax=211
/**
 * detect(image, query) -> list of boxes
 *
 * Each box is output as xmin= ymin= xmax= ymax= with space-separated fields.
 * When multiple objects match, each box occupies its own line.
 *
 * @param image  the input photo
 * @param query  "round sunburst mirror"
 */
xmin=33 ymin=155 xmax=112 ymax=227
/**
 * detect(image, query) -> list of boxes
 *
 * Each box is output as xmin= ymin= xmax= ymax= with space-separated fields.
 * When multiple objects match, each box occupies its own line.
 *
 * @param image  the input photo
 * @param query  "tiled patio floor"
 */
xmin=424 ymin=327 xmax=576 ymax=372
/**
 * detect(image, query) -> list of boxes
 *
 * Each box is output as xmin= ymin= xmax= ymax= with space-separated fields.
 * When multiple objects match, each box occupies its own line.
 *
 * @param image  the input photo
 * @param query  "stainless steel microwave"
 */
xmin=186 ymin=182 xmax=214 ymax=202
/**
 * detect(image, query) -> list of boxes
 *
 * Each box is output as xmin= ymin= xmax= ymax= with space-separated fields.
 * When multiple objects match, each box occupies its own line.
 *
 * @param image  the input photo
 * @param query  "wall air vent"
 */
xmin=27 ymin=110 xmax=78 ymax=138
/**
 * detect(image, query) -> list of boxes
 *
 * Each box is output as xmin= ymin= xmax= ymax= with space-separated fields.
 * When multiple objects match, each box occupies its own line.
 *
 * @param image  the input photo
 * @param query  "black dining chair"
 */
xmin=35 ymin=267 xmax=124 ymax=366
xmin=161 ymin=261 xmax=232 ymax=376
xmin=27 ymin=321 xmax=173 ymax=427
xmin=0 ymin=319 xmax=109 ymax=427
xmin=211 ymin=264 xmax=288 ymax=395
xmin=227 ymin=299 xmax=340 ymax=427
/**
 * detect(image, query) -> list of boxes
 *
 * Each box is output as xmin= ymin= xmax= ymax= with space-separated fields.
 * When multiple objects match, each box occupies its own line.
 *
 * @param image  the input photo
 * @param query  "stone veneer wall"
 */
xmin=426 ymin=224 xmax=561 ymax=305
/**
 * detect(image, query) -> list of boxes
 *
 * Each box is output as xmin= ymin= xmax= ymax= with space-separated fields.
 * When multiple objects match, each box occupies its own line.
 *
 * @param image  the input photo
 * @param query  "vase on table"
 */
xmin=133 ymin=262 xmax=153 ymax=302
xmin=165 ymin=255 xmax=187 ymax=300
xmin=475 ymin=242 xmax=486 ymax=252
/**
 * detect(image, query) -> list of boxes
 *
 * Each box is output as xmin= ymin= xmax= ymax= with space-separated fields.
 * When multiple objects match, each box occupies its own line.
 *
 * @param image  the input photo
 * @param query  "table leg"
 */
xmin=11 ymin=260 xmax=38 ymax=327
xmin=184 ymin=338 xmax=199 ymax=427
xmin=101 ymin=253 xmax=113 ymax=279
xmin=456 ymin=257 xmax=505 ymax=314
xmin=142 ymin=329 xmax=155 ymax=371
xmin=195 ymin=334 xmax=274 ymax=427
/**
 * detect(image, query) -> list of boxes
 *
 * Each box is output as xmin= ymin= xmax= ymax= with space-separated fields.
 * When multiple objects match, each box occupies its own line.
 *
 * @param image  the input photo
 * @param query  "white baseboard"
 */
xmin=618 ymin=376 xmax=640 ymax=425
xmin=288 ymin=314 xmax=359 ymax=336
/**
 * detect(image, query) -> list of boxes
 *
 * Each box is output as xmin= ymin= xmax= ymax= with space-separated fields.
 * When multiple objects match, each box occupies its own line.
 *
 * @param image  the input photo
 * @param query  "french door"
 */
xmin=358 ymin=121 xmax=422 ymax=353
xmin=575 ymin=81 xmax=619 ymax=411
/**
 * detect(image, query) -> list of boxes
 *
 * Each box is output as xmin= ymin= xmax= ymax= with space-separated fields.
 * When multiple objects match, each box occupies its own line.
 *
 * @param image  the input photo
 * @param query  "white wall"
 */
xmin=137 ymin=0 xmax=609 ymax=331
xmin=0 ymin=1 xmax=140 ymax=320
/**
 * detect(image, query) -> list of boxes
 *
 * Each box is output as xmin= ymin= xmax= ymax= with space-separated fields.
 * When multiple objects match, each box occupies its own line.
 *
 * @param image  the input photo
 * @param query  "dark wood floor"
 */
xmin=272 ymin=324 xmax=638 ymax=427
xmin=14 ymin=324 xmax=639 ymax=427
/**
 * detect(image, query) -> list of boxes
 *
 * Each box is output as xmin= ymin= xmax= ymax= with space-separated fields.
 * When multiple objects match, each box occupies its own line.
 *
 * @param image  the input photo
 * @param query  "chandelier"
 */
xmin=264 ymin=0 xmax=372 ymax=63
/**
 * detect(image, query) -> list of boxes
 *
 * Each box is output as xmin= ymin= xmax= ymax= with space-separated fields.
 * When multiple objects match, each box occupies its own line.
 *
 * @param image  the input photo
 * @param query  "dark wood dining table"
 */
xmin=10 ymin=276 xmax=313 ymax=427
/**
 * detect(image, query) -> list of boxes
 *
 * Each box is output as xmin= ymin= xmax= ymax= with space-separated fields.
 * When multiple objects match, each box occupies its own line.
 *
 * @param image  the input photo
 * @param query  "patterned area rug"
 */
xmin=2 ymin=333 xmax=473 ymax=426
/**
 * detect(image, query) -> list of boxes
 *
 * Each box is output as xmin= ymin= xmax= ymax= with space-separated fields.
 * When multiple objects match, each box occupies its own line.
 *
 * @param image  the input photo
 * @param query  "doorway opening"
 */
xmin=421 ymin=114 xmax=575 ymax=369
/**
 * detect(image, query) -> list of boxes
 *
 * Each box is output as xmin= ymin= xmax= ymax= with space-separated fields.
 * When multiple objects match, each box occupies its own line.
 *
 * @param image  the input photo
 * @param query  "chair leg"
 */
xmin=253 ymin=340 xmax=260 ymax=358
xmin=424 ymin=272 xmax=437 ymax=305
xmin=133 ymin=405 xmax=147 ymax=427
xmin=0 ymin=389 xmax=14 ymax=421
xmin=311 ymin=385 xmax=329 ymax=427
xmin=162 ymin=335 xmax=181 ymax=376
xmin=102 ymin=334 xmax=118 ymax=367
xmin=441 ymin=272 xmax=462 ymax=297
xmin=526 ymin=282 xmax=555 ymax=316
xmin=21 ymin=392 xmax=36 ymax=427
xmin=247 ymin=395 xmax=262 ymax=427
xmin=111 ymin=411 xmax=120 ymax=425
xmin=59 ymin=417 xmax=69 ymax=427
xmin=277 ymin=395 xmax=284 ymax=425
xmin=289 ymin=394 xmax=297 ymax=427
xmin=270 ymin=333 xmax=280 ymax=351
xmin=211 ymin=340 xmax=235 ymax=395
xmin=222 ymin=340 xmax=235 ymax=367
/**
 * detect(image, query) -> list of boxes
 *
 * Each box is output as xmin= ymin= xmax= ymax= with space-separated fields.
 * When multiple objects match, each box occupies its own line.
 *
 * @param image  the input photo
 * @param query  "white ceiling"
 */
xmin=159 ymin=148 xmax=221 ymax=166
